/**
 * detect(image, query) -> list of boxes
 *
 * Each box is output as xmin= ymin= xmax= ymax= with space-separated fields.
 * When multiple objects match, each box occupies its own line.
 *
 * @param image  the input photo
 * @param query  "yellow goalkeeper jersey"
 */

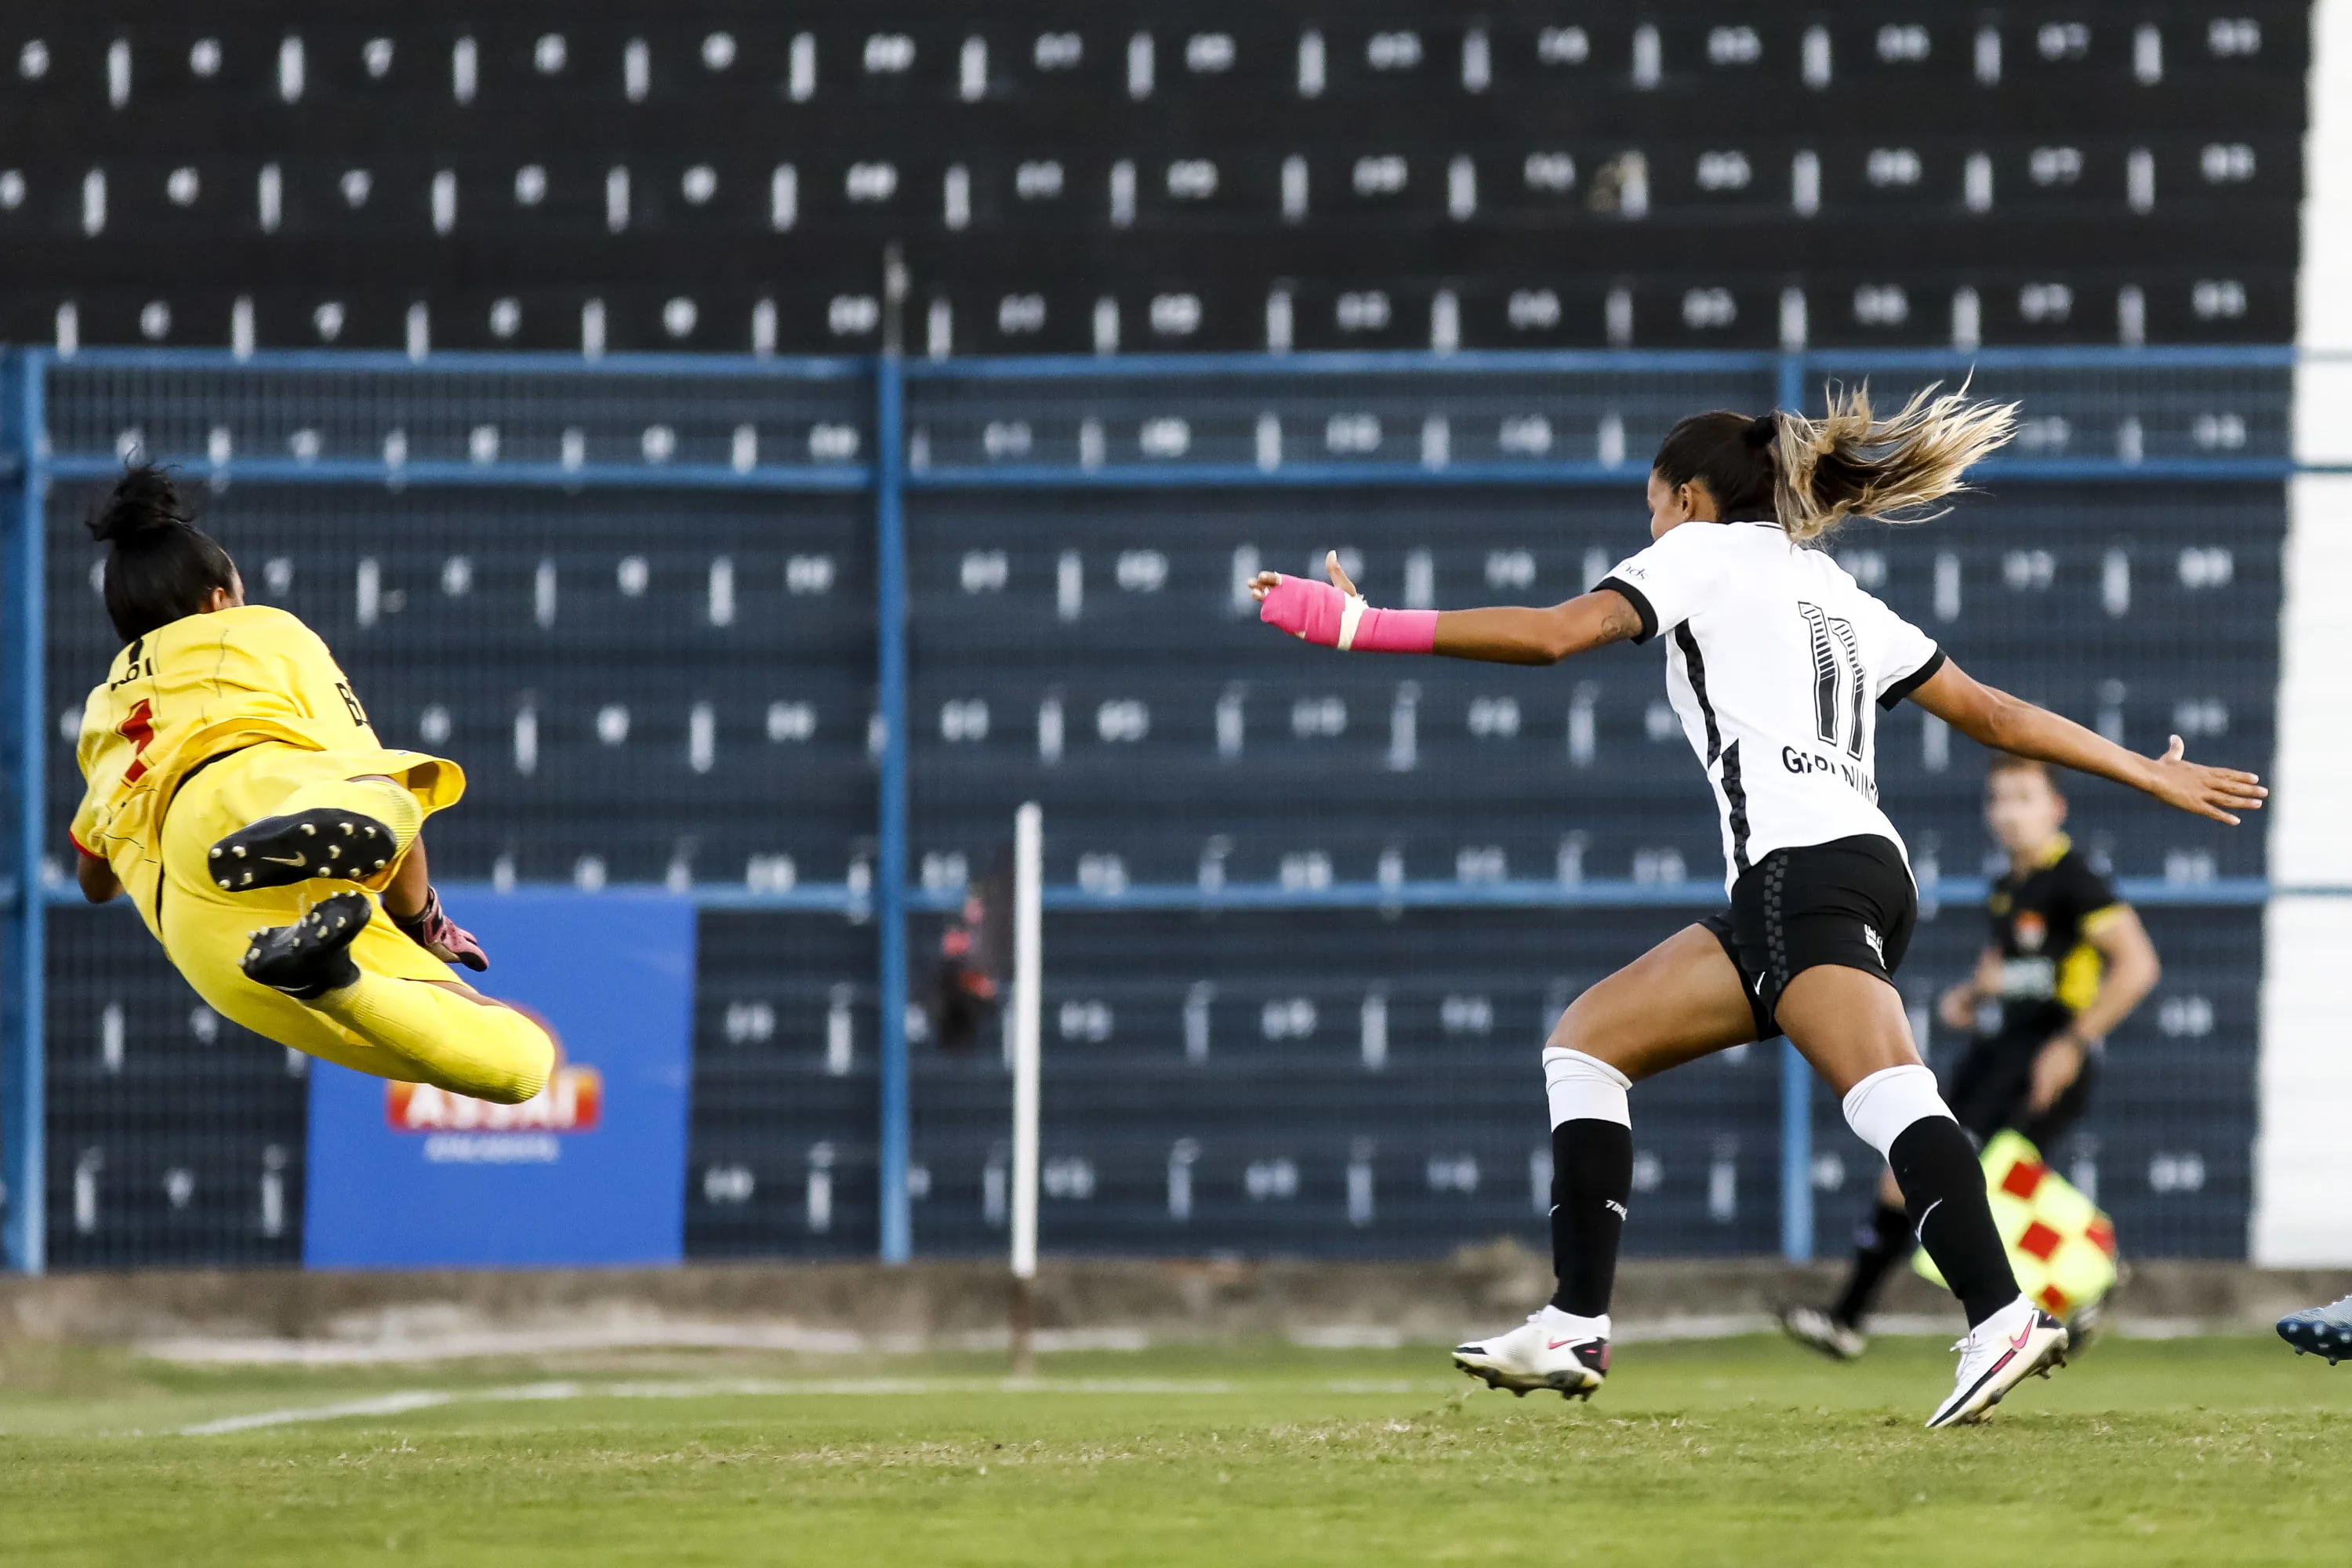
xmin=69 ymin=604 xmax=460 ymax=931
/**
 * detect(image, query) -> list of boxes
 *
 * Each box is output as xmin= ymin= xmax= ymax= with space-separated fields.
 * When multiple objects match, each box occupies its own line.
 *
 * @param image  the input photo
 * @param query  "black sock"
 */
xmin=1888 ymin=1117 xmax=2018 ymax=1328
xmin=1829 ymin=1200 xmax=1915 ymax=1328
xmin=1548 ymin=1120 xmax=1632 ymax=1318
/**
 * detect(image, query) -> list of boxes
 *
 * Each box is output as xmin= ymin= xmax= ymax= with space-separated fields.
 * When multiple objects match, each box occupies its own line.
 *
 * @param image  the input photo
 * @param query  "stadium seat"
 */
xmin=0 ymin=5 xmax=2307 ymax=354
xmin=21 ymin=5 xmax=2297 ymax=1266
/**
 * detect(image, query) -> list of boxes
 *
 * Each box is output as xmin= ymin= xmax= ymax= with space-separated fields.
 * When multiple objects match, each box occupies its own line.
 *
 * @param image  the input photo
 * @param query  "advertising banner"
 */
xmin=303 ymin=891 xmax=694 ymax=1268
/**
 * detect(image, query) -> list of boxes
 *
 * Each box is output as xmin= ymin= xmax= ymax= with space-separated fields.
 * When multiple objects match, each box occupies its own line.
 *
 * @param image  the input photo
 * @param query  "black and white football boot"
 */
xmin=1453 ymin=1308 xmax=1610 ymax=1400
xmin=2063 ymin=1291 xmax=2112 ymax=1356
xmin=1926 ymin=1295 xmax=2069 ymax=1428
xmin=2278 ymin=1296 xmax=2352 ymax=1365
xmin=238 ymin=891 xmax=371 ymax=1000
xmin=209 ymin=810 xmax=397 ymax=892
xmin=1778 ymin=1304 xmax=1869 ymax=1362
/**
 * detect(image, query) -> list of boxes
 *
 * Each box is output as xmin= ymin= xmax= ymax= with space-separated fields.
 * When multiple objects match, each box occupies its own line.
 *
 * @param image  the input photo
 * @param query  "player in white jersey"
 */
xmin=1250 ymin=387 xmax=2265 ymax=1426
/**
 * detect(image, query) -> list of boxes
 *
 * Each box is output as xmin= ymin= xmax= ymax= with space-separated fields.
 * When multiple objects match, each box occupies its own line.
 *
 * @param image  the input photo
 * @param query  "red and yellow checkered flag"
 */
xmin=1913 ymin=1130 xmax=2118 ymax=1317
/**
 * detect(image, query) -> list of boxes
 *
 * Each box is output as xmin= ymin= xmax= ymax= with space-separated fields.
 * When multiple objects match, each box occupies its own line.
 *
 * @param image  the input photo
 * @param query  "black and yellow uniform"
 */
xmin=70 ymin=605 xmax=551 ymax=1101
xmin=1945 ymin=833 xmax=2125 ymax=1148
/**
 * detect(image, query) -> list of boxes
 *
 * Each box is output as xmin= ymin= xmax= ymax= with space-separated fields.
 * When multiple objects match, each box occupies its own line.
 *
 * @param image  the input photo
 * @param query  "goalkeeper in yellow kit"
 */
xmin=67 ymin=467 xmax=553 ymax=1104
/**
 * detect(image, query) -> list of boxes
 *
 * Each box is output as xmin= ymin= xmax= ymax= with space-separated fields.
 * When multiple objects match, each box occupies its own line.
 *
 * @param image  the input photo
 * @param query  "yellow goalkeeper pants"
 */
xmin=155 ymin=744 xmax=554 ymax=1104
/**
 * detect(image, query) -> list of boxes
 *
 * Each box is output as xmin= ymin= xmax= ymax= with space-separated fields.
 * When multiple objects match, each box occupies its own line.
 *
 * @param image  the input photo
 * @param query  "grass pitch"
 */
xmin=1 ymin=1334 xmax=2346 ymax=1566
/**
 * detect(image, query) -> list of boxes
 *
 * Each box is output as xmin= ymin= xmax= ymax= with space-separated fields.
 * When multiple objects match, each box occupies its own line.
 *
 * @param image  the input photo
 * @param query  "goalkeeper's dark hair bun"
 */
xmin=85 ymin=465 xmax=241 ymax=643
xmin=86 ymin=464 xmax=196 ymax=545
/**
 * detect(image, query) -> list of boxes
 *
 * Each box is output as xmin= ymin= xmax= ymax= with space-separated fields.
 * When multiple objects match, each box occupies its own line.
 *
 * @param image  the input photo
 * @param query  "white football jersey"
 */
xmin=1599 ymin=520 xmax=1945 ymax=894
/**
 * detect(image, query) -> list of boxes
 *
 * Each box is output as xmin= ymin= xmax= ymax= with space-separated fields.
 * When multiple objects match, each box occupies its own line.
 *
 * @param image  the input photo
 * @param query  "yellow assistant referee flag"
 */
xmin=1913 ymin=1130 xmax=2119 ymax=1318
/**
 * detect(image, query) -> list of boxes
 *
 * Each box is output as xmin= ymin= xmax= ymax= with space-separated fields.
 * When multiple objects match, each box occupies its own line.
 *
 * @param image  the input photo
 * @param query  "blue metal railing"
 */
xmin=0 ymin=342 xmax=2312 ymax=1275
xmin=873 ymin=354 xmax=914 ymax=1264
xmin=38 ymin=456 xmax=873 ymax=492
xmin=28 ymin=873 xmax=2303 ymax=915
xmin=1 ymin=352 xmax=45 ymax=1275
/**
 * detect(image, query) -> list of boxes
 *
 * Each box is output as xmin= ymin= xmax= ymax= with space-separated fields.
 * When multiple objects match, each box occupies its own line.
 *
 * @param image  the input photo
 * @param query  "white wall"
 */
xmin=2256 ymin=0 xmax=2352 ymax=1264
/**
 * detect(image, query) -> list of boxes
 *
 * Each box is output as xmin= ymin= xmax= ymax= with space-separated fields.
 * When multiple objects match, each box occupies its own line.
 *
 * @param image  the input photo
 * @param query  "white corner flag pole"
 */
xmin=1009 ymin=801 xmax=1044 ymax=1375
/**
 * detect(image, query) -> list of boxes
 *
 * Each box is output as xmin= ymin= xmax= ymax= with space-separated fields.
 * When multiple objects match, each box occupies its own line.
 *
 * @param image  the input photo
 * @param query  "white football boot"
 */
xmin=1926 ymin=1294 xmax=2068 ymax=1428
xmin=1452 ymin=1306 xmax=1609 ymax=1399
xmin=1777 ymin=1305 xmax=1868 ymax=1362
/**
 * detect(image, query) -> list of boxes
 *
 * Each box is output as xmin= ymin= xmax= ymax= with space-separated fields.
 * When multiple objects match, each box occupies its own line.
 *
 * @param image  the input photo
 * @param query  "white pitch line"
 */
xmin=176 ymin=1377 xmax=1272 ymax=1436
xmin=181 ymin=1390 xmax=454 ymax=1436
xmin=141 ymin=1323 xmax=1153 ymax=1367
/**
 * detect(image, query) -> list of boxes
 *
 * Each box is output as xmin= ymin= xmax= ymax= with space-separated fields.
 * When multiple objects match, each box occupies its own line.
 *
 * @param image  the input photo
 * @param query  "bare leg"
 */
xmin=1548 ymin=924 xmax=1759 ymax=1079
xmin=383 ymin=833 xmax=430 ymax=921
xmin=1773 ymin=964 xmax=1922 ymax=1093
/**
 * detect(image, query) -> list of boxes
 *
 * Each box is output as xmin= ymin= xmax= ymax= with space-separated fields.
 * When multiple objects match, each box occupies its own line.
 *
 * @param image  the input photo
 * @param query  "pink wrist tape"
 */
xmin=1258 ymin=575 xmax=1437 ymax=653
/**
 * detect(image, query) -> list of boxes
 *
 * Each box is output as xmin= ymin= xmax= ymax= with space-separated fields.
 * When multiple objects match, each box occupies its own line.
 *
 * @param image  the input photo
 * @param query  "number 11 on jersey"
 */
xmin=1798 ymin=602 xmax=1867 ymax=761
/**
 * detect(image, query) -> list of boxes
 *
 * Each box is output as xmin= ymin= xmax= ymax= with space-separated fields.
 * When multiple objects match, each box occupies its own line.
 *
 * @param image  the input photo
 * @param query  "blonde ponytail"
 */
xmin=1771 ymin=383 xmax=2016 ymax=543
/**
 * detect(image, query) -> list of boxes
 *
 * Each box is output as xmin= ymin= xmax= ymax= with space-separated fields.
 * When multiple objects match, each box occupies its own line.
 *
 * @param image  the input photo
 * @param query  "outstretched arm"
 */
xmin=1251 ymin=551 xmax=1643 ymax=666
xmin=1430 ymin=591 xmax=1646 ymax=665
xmin=1907 ymin=658 xmax=2267 ymax=824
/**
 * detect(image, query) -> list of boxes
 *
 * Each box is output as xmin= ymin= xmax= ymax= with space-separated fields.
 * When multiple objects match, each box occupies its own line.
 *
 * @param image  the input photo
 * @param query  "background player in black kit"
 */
xmin=1784 ymin=753 xmax=2160 ymax=1359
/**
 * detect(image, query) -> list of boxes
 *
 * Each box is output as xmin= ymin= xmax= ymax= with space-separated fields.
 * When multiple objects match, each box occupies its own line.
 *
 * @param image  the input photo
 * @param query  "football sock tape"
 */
xmin=1543 ymin=1046 xmax=1632 ymax=1128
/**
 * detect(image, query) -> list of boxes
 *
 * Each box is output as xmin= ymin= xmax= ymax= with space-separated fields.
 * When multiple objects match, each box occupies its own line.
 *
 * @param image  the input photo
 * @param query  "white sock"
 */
xmin=1975 ymin=1295 xmax=2033 ymax=1334
xmin=1537 ymin=1303 xmax=1610 ymax=1339
xmin=1543 ymin=1046 xmax=1632 ymax=1128
xmin=1840 ymin=1063 xmax=1955 ymax=1158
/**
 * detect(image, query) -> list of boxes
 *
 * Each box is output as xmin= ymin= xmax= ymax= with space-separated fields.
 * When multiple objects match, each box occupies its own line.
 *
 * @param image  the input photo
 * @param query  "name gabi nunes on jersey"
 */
xmin=1781 ymin=744 xmax=1878 ymax=803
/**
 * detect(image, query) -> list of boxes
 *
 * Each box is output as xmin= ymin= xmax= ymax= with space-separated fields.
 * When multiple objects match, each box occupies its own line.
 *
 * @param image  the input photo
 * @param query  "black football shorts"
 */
xmin=1946 ymin=1029 xmax=2100 ymax=1151
xmin=1700 ymin=833 xmax=1918 ymax=1040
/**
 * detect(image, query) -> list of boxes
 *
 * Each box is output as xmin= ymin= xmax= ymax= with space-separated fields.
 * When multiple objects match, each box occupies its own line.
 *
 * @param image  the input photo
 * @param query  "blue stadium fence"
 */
xmin=0 ymin=342 xmax=2311 ymax=1274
